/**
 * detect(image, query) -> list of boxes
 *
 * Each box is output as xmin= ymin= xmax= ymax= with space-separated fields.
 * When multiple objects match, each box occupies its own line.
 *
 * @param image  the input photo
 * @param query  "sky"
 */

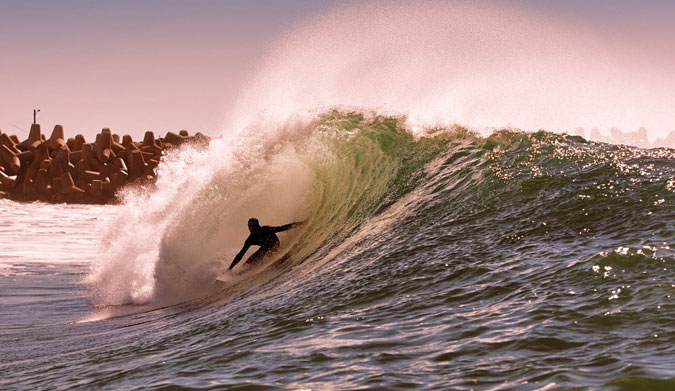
xmin=0 ymin=0 xmax=332 ymax=140
xmin=0 ymin=0 xmax=673 ymax=142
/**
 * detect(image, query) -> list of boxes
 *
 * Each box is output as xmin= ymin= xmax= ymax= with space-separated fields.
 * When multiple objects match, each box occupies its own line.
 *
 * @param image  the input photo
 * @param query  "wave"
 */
xmin=85 ymin=110 xmax=674 ymax=308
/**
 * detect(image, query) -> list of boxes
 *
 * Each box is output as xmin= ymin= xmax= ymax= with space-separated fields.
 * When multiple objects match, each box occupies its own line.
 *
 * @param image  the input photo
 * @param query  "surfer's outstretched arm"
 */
xmin=272 ymin=221 xmax=306 ymax=233
xmin=229 ymin=240 xmax=251 ymax=270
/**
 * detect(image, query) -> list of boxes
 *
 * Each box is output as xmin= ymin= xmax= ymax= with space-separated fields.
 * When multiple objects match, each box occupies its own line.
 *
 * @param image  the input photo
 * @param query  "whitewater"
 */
xmin=2 ymin=2 xmax=675 ymax=390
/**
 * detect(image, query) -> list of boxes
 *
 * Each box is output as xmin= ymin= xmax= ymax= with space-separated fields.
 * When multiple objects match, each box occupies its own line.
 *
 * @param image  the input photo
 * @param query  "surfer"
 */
xmin=228 ymin=218 xmax=305 ymax=270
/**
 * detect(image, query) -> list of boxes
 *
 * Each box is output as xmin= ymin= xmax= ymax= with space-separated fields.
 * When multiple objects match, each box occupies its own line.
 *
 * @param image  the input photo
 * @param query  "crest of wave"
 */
xmin=228 ymin=0 xmax=674 ymax=143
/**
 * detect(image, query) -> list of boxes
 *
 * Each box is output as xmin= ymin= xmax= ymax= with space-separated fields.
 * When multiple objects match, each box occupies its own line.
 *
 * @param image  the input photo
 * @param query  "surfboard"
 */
xmin=215 ymin=272 xmax=233 ymax=282
xmin=216 ymin=251 xmax=291 ymax=282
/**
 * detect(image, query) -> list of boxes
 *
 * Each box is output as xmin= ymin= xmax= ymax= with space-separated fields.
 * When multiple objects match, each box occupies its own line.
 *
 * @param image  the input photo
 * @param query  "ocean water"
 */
xmin=1 ymin=112 xmax=674 ymax=390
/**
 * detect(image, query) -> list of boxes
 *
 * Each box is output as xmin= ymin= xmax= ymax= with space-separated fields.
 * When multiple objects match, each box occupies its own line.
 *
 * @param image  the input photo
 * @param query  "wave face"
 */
xmin=78 ymin=111 xmax=675 ymax=389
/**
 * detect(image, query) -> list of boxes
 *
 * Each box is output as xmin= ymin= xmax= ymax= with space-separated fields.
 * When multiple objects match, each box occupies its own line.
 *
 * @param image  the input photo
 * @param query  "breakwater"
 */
xmin=0 ymin=124 xmax=209 ymax=203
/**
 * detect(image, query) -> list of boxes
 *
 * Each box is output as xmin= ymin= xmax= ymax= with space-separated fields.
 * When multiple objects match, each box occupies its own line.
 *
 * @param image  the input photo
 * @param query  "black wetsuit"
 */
xmin=229 ymin=223 xmax=299 ymax=269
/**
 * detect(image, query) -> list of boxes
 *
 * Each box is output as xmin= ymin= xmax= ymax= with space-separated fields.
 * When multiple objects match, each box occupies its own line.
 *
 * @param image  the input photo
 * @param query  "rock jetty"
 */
xmin=0 ymin=124 xmax=209 ymax=203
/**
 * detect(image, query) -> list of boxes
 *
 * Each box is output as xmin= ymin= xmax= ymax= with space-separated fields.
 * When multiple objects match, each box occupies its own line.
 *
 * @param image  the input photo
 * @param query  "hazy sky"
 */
xmin=1 ymin=0 xmax=673 ymax=141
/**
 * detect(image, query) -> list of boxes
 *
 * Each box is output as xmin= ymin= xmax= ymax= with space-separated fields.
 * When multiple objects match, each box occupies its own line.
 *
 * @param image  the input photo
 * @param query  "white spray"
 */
xmin=86 ymin=121 xmax=315 ymax=306
xmin=227 ymin=0 xmax=674 ymax=143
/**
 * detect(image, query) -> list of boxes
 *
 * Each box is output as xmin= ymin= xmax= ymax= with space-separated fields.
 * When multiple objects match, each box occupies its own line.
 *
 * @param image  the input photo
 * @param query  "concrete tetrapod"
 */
xmin=142 ymin=131 xmax=162 ymax=155
xmin=74 ymin=134 xmax=86 ymax=151
xmin=18 ymin=124 xmax=43 ymax=150
xmin=47 ymin=125 xmax=66 ymax=152
xmin=59 ymin=172 xmax=85 ymax=195
xmin=1 ymin=133 xmax=21 ymax=154
xmin=0 ymin=170 xmax=17 ymax=188
xmin=0 ymin=144 xmax=21 ymax=174
xmin=94 ymin=132 xmax=113 ymax=163
xmin=128 ymin=150 xmax=147 ymax=179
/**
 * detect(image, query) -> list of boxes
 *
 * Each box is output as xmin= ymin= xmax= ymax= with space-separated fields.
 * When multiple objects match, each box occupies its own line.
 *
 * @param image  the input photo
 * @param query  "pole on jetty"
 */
xmin=33 ymin=109 xmax=40 ymax=124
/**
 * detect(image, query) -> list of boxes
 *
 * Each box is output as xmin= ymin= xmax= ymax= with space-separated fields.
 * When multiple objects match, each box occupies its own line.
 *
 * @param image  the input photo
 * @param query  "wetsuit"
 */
xmin=229 ymin=223 xmax=300 ymax=269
